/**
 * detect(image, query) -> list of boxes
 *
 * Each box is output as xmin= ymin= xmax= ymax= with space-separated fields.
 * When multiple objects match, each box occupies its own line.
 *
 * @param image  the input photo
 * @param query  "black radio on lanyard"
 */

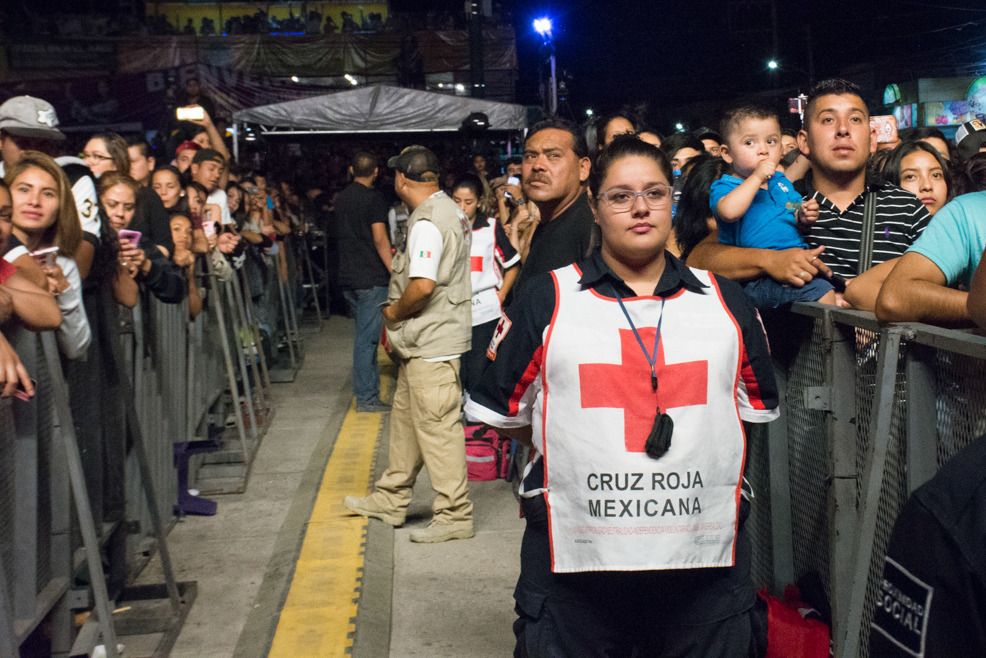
xmin=613 ymin=291 xmax=674 ymax=460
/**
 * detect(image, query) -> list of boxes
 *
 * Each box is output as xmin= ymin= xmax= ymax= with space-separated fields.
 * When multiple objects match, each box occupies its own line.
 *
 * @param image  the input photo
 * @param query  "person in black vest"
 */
xmin=870 ymin=433 xmax=986 ymax=657
xmin=335 ymin=150 xmax=392 ymax=412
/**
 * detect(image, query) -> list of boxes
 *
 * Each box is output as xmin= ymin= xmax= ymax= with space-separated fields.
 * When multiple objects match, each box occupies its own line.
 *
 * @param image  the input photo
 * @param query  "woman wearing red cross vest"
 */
xmin=465 ymin=135 xmax=779 ymax=657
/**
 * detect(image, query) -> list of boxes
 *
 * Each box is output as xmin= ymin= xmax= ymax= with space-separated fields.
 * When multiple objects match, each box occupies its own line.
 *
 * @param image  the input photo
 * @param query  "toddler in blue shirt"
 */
xmin=710 ymin=103 xmax=836 ymax=309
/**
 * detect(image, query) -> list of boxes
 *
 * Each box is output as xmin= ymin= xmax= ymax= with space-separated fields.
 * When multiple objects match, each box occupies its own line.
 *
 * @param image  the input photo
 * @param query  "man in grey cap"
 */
xmin=0 ymin=95 xmax=101 ymax=279
xmin=344 ymin=145 xmax=476 ymax=543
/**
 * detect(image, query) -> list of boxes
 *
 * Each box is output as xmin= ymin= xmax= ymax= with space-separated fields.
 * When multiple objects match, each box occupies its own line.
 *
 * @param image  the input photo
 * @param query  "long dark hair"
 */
xmin=954 ymin=152 xmax=986 ymax=196
xmin=673 ymin=154 xmax=725 ymax=262
xmin=881 ymin=141 xmax=953 ymax=203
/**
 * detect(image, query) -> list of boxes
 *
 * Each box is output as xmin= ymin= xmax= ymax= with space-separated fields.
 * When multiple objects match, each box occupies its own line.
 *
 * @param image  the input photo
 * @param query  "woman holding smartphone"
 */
xmin=98 ymin=172 xmax=186 ymax=304
xmin=465 ymin=136 xmax=779 ymax=657
xmin=84 ymin=132 xmax=174 ymax=256
xmin=4 ymin=151 xmax=91 ymax=359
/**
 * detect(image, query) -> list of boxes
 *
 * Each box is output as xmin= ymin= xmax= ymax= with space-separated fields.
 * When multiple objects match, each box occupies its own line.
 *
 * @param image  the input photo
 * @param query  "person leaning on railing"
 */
xmin=168 ymin=213 xmax=202 ymax=319
xmin=0 ymin=179 xmax=62 ymax=330
xmin=4 ymin=152 xmax=92 ymax=359
xmin=968 ymin=246 xmax=986 ymax=329
xmin=874 ymin=185 xmax=986 ymax=326
xmin=97 ymin=172 xmax=186 ymax=304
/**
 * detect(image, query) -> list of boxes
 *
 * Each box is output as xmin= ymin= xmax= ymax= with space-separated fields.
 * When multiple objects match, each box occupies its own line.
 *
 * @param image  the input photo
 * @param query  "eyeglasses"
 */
xmin=597 ymin=184 xmax=672 ymax=212
xmin=81 ymin=152 xmax=113 ymax=162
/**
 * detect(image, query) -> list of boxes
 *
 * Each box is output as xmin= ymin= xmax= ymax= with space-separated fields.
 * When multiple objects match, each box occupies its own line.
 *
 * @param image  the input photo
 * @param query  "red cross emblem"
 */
xmin=579 ymin=328 xmax=708 ymax=452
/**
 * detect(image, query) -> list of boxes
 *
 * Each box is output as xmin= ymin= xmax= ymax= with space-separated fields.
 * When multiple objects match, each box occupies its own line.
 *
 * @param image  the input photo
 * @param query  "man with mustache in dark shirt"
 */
xmin=511 ymin=118 xmax=594 ymax=294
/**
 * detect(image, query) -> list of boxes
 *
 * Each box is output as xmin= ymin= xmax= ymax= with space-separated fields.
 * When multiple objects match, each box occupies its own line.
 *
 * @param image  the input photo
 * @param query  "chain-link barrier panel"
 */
xmin=935 ymin=350 xmax=986 ymax=465
xmin=847 ymin=328 xmax=910 ymax=658
xmin=123 ymin=294 xmax=188 ymax=575
xmin=0 ymin=327 xmax=69 ymax=645
xmin=769 ymin=307 xmax=986 ymax=657
xmin=1 ymin=254 xmax=273 ymax=652
xmin=779 ymin=319 xmax=831 ymax=596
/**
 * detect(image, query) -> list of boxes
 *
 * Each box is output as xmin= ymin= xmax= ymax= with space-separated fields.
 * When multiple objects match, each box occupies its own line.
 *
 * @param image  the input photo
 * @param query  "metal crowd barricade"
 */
xmin=191 ymin=262 xmax=274 ymax=493
xmin=0 ymin=326 xmax=74 ymax=653
xmin=258 ymin=240 xmax=305 ymax=382
xmin=0 ymin=252 xmax=278 ymax=652
xmin=294 ymin=230 xmax=324 ymax=331
xmin=0 ymin=323 xmax=125 ymax=656
xmin=749 ymin=304 xmax=986 ymax=657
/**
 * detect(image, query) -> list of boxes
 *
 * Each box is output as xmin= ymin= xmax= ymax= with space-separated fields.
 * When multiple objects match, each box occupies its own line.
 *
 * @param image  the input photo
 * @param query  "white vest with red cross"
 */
xmin=535 ymin=263 xmax=747 ymax=573
xmin=469 ymin=216 xmax=504 ymax=326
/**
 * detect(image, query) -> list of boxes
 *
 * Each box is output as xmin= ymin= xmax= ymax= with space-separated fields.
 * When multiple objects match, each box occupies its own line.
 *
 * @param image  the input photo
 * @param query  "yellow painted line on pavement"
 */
xmin=269 ymin=372 xmax=392 ymax=657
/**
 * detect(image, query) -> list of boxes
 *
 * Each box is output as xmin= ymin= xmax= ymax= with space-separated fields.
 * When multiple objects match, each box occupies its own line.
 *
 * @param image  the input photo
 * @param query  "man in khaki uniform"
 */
xmin=344 ymin=146 xmax=475 ymax=543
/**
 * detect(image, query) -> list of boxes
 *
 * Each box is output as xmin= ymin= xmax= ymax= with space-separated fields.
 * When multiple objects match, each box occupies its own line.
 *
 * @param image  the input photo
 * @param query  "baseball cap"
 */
xmin=0 ymin=95 xmax=65 ymax=141
xmin=694 ymin=127 xmax=722 ymax=144
xmin=175 ymin=140 xmax=201 ymax=155
xmin=192 ymin=148 xmax=225 ymax=165
xmin=955 ymin=119 xmax=986 ymax=160
xmin=387 ymin=145 xmax=440 ymax=182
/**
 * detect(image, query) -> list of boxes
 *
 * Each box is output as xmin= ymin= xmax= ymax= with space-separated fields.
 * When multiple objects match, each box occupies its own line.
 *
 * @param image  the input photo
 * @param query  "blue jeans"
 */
xmin=742 ymin=276 xmax=833 ymax=310
xmin=343 ymin=286 xmax=388 ymax=405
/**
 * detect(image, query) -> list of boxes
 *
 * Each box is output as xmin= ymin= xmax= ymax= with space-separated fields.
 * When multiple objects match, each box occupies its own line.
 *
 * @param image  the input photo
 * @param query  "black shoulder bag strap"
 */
xmin=857 ymin=190 xmax=877 ymax=276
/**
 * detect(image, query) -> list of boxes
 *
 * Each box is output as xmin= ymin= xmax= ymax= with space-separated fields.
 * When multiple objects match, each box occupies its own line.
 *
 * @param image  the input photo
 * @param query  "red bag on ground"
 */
xmin=757 ymin=587 xmax=830 ymax=658
xmin=465 ymin=424 xmax=509 ymax=481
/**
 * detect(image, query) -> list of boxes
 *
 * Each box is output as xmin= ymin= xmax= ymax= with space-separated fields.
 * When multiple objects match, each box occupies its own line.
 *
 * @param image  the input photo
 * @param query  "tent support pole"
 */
xmin=232 ymin=123 xmax=240 ymax=162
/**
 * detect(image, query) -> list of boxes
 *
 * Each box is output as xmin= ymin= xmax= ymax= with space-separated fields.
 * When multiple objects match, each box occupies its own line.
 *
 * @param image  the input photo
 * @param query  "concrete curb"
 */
xmin=231 ymin=374 xmax=353 ymax=658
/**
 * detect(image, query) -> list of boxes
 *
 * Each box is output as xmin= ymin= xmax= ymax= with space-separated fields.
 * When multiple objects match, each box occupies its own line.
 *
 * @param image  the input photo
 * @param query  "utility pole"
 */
xmin=467 ymin=1 xmax=487 ymax=98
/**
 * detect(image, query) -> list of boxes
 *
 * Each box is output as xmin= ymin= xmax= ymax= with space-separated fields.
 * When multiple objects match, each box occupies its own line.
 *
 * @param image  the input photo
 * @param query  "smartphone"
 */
xmin=118 ymin=229 xmax=142 ymax=246
xmin=202 ymin=220 xmax=217 ymax=238
xmin=13 ymin=378 xmax=37 ymax=402
xmin=30 ymin=246 xmax=59 ymax=268
xmin=829 ymin=273 xmax=848 ymax=294
xmin=870 ymin=115 xmax=899 ymax=144
xmin=176 ymin=106 xmax=205 ymax=122
xmin=504 ymin=175 xmax=521 ymax=203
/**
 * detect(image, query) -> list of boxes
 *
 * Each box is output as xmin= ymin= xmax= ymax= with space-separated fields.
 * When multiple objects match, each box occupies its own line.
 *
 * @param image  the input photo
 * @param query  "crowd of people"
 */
xmin=0 ymin=92 xmax=312 ymax=399
xmin=326 ymin=78 xmax=985 ymax=656
xmin=3 ymin=73 xmax=986 ymax=657
xmin=7 ymin=5 xmax=514 ymax=40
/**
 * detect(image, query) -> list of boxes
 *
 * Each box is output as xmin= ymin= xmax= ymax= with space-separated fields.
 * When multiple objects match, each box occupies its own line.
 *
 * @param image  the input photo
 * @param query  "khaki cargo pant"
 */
xmin=371 ymin=357 xmax=473 ymax=523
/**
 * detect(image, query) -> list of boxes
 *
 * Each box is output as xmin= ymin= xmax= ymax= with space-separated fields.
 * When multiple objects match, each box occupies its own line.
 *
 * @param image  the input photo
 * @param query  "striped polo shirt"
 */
xmin=805 ymin=182 xmax=931 ymax=278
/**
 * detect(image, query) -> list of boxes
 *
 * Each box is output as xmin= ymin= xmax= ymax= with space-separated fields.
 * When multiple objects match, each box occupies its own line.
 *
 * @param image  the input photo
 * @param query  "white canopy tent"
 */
xmin=233 ymin=84 xmax=527 ymax=133
xmin=231 ymin=85 xmax=528 ymax=160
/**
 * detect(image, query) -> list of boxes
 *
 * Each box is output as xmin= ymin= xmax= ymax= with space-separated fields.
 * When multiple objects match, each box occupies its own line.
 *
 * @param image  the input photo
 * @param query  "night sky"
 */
xmin=20 ymin=0 xmax=986 ymax=132
xmin=508 ymin=0 xmax=986 ymax=128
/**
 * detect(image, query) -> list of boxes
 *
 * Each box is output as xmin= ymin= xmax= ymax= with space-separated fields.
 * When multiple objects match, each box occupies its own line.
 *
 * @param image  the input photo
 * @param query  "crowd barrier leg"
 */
xmin=106 ymin=326 xmax=184 ymax=619
xmin=298 ymin=234 xmax=323 ymax=331
xmin=211 ymin=277 xmax=252 ymax=463
xmin=904 ymin=344 xmax=938 ymax=494
xmin=827 ymin=317 xmax=861 ymax=646
xmin=174 ymin=315 xmax=219 ymax=517
xmin=765 ymin=365 xmax=795 ymax=594
xmin=276 ymin=261 xmax=299 ymax=369
xmin=39 ymin=332 xmax=119 ymax=658
xmin=222 ymin=278 xmax=259 ymax=440
xmin=238 ymin=267 xmax=273 ymax=400
xmin=836 ymin=326 xmax=905 ymax=658
xmin=283 ymin=261 xmax=302 ymax=350
xmin=229 ymin=271 xmax=268 ymax=428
